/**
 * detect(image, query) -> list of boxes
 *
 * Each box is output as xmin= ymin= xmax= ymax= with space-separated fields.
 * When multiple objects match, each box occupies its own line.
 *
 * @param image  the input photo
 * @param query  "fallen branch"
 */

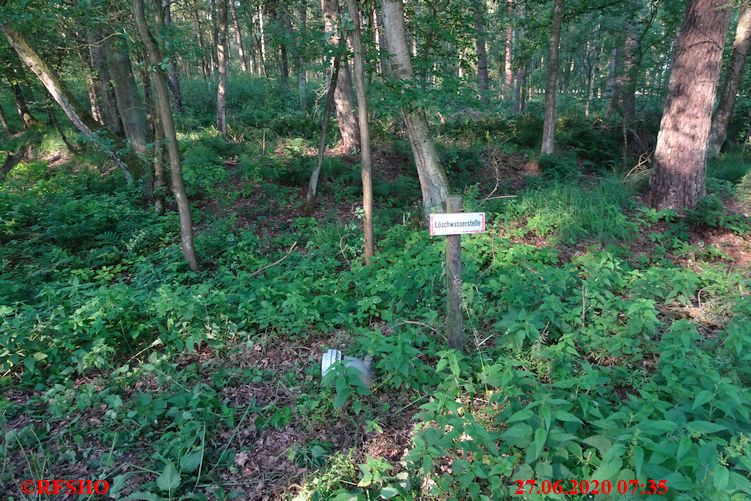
xmin=250 ymin=241 xmax=298 ymax=277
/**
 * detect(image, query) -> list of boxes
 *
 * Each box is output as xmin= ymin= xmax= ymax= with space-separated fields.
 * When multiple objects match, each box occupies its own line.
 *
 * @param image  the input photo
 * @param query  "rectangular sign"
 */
xmin=429 ymin=212 xmax=486 ymax=236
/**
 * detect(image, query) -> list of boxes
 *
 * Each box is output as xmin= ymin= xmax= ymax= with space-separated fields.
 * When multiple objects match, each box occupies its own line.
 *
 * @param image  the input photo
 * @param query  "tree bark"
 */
xmin=216 ymin=0 xmax=228 ymax=135
xmin=345 ymin=0 xmax=374 ymax=264
xmin=305 ymin=42 xmax=343 ymax=209
xmin=2 ymin=23 xmax=140 ymax=182
xmin=0 ymin=104 xmax=10 ymax=134
xmin=257 ymin=4 xmax=268 ymax=77
xmin=133 ymin=0 xmax=199 ymax=271
xmin=708 ymin=2 xmax=751 ymax=158
xmin=162 ymin=0 xmax=184 ymax=112
xmin=503 ymin=0 xmax=513 ymax=99
xmin=104 ymin=36 xmax=150 ymax=157
xmin=322 ymin=0 xmax=359 ymax=154
xmin=473 ymin=0 xmax=489 ymax=96
xmin=648 ymin=0 xmax=731 ymax=210
xmin=382 ymin=0 xmax=449 ymax=216
xmin=541 ymin=0 xmax=563 ymax=155
xmin=297 ymin=0 xmax=307 ymax=110
xmin=11 ymin=83 xmax=36 ymax=129
xmin=230 ymin=0 xmax=249 ymax=73
xmin=88 ymin=26 xmax=124 ymax=136
xmin=78 ymin=43 xmax=103 ymax=125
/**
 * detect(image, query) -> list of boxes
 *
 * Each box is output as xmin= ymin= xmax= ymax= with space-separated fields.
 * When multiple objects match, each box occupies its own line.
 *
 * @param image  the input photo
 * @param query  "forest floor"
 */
xmin=2 ymin=97 xmax=751 ymax=499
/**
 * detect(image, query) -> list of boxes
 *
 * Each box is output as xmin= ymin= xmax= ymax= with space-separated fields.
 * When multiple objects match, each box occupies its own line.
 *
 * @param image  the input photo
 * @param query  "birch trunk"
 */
xmin=541 ymin=0 xmax=563 ymax=155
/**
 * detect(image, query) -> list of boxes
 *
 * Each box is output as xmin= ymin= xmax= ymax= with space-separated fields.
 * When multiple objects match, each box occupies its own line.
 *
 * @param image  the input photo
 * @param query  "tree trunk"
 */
xmin=0 ymin=104 xmax=10 ymax=134
xmin=78 ymin=44 xmax=103 ymax=125
xmin=473 ymin=0 xmax=489 ymax=96
xmin=133 ymin=0 xmax=199 ymax=271
xmin=258 ymin=4 xmax=268 ymax=77
xmin=105 ymin=37 xmax=150 ymax=157
xmin=12 ymin=83 xmax=36 ymax=129
xmin=322 ymin=0 xmax=360 ymax=154
xmin=708 ymin=2 xmax=751 ymax=158
xmin=298 ymin=0 xmax=307 ymax=110
xmin=305 ymin=42 xmax=343 ymax=209
xmin=230 ymin=0 xmax=249 ymax=73
xmin=88 ymin=26 xmax=124 ymax=136
xmin=216 ymin=0 xmax=228 ymax=135
xmin=2 ymin=24 xmax=140 ymax=182
xmin=503 ymin=0 xmax=514 ymax=99
xmin=541 ymin=0 xmax=563 ymax=155
xmin=382 ymin=0 xmax=449 ymax=216
xmin=345 ymin=0 xmax=374 ymax=264
xmin=162 ymin=0 xmax=184 ymax=112
xmin=648 ymin=0 xmax=731 ymax=210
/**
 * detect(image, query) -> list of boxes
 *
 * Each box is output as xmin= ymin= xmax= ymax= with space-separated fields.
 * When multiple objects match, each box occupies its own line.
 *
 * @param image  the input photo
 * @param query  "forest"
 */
xmin=1 ymin=0 xmax=751 ymax=498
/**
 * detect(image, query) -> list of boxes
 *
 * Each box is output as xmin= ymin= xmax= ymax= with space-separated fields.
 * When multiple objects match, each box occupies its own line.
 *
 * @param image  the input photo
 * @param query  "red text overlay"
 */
xmin=20 ymin=479 xmax=110 ymax=495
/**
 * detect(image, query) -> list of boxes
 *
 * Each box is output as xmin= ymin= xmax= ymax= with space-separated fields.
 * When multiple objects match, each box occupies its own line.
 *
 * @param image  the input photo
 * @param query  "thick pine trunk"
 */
xmin=216 ymin=0 xmax=228 ymax=135
xmin=133 ymin=0 xmax=199 ymax=271
xmin=541 ymin=0 xmax=563 ymax=155
xmin=382 ymin=0 xmax=449 ymax=216
xmin=648 ymin=0 xmax=731 ymax=210
xmin=473 ymin=0 xmax=489 ymax=96
xmin=708 ymin=2 xmax=751 ymax=158
xmin=2 ymin=24 xmax=140 ymax=182
xmin=322 ymin=0 xmax=359 ymax=154
xmin=344 ymin=0 xmax=374 ymax=263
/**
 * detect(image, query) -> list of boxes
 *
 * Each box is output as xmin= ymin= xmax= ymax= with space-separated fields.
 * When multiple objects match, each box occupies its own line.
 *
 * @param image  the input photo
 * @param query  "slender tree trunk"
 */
xmin=305 ymin=44 xmax=343 ymax=208
xmin=504 ymin=0 xmax=514 ymax=99
xmin=2 ymin=24 xmax=140 ymax=182
xmin=78 ymin=44 xmax=103 ymax=125
xmin=648 ymin=0 xmax=731 ymax=210
xmin=190 ymin=3 xmax=211 ymax=87
xmin=279 ymin=9 xmax=292 ymax=83
xmin=606 ymin=46 xmax=623 ymax=115
xmin=298 ymin=0 xmax=308 ymax=110
xmin=216 ymin=0 xmax=228 ymax=135
xmin=230 ymin=0 xmax=249 ymax=73
xmin=162 ymin=0 xmax=184 ymax=112
xmin=382 ymin=0 xmax=449 ymax=216
xmin=133 ymin=0 xmax=199 ymax=271
xmin=541 ymin=0 xmax=563 ymax=155
xmin=258 ymin=5 xmax=268 ymax=77
xmin=12 ymin=83 xmax=36 ymax=129
xmin=322 ymin=0 xmax=360 ymax=154
xmin=345 ymin=0 xmax=374 ymax=264
xmin=708 ymin=2 xmax=751 ymax=158
xmin=473 ymin=0 xmax=489 ymax=96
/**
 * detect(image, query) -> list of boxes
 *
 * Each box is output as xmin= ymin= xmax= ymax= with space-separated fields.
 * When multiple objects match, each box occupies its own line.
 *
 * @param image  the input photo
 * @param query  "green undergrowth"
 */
xmin=2 ymin=155 xmax=751 ymax=500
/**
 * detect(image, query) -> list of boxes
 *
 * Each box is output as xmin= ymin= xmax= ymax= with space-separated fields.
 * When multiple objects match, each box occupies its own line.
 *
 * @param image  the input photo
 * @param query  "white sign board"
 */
xmin=429 ymin=212 xmax=486 ymax=236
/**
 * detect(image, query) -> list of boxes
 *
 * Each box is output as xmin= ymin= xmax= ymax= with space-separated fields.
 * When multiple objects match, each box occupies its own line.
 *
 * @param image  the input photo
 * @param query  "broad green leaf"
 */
xmin=676 ymin=436 xmax=692 ymax=461
xmin=156 ymin=461 xmax=180 ymax=492
xmin=633 ymin=446 xmax=644 ymax=479
xmin=501 ymin=424 xmax=533 ymax=446
xmin=180 ymin=451 xmax=203 ymax=473
xmin=692 ymin=390 xmax=713 ymax=411
xmin=380 ymin=486 xmax=399 ymax=499
xmin=506 ymin=408 xmax=534 ymax=424
xmin=687 ymin=420 xmax=728 ymax=435
xmin=714 ymin=466 xmax=729 ymax=491
xmin=555 ymin=410 xmax=582 ymax=423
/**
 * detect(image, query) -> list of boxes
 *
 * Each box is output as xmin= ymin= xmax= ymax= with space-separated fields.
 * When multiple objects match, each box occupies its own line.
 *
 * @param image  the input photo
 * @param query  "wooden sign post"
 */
xmin=429 ymin=197 xmax=485 ymax=350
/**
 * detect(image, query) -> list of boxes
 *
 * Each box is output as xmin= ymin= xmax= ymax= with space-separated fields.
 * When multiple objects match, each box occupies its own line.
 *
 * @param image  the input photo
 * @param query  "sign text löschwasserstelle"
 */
xmin=429 ymin=213 xmax=485 ymax=236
